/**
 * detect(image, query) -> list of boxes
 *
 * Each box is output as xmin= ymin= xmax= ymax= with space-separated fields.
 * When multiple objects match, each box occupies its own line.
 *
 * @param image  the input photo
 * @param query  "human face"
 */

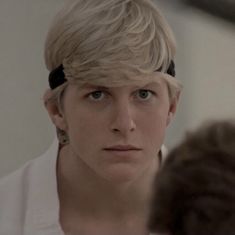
xmin=60 ymin=76 xmax=173 ymax=183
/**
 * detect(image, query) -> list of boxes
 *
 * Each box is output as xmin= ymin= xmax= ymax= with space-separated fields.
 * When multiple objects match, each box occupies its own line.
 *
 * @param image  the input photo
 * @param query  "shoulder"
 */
xmin=0 ymin=138 xmax=59 ymax=234
xmin=0 ymin=159 xmax=34 ymax=233
xmin=0 ymin=158 xmax=35 ymax=199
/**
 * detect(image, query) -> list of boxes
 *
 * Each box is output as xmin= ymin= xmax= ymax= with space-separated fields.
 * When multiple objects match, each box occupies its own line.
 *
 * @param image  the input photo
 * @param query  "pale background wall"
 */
xmin=0 ymin=0 xmax=234 ymax=177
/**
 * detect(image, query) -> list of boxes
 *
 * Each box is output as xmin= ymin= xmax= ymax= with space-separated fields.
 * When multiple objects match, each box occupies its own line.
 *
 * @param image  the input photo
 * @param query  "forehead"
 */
xmin=78 ymin=82 xmax=165 ymax=93
xmin=72 ymin=72 xmax=167 ymax=89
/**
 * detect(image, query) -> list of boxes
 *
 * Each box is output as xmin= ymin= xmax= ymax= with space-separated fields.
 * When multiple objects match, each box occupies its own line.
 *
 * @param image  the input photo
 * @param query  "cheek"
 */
xmin=139 ymin=108 xmax=169 ymax=149
xmin=139 ymin=104 xmax=168 ymax=128
xmin=66 ymin=111 xmax=106 ymax=148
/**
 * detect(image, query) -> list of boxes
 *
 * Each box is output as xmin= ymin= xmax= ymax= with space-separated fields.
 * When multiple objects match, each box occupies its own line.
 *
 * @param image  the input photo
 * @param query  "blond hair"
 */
xmin=44 ymin=0 xmax=182 ymax=103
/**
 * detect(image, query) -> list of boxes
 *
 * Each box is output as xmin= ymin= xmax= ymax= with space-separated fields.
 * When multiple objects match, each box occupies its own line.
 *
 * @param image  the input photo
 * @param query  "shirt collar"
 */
xmin=24 ymin=137 xmax=64 ymax=235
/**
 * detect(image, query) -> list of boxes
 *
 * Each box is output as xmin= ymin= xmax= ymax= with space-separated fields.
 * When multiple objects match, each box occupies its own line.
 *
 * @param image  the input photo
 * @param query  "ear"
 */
xmin=166 ymin=91 xmax=180 ymax=126
xmin=43 ymin=89 xmax=67 ymax=131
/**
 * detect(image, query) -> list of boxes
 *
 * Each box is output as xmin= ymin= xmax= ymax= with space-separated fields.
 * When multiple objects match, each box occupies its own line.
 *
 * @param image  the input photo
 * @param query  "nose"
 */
xmin=110 ymin=101 xmax=136 ymax=135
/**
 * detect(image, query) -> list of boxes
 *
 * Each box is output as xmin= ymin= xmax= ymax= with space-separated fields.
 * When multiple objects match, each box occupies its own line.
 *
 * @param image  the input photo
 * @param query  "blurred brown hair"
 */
xmin=149 ymin=120 xmax=235 ymax=235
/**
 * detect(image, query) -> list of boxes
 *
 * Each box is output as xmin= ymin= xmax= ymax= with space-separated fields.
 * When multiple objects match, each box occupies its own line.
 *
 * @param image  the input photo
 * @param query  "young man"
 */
xmin=0 ymin=1 xmax=181 ymax=234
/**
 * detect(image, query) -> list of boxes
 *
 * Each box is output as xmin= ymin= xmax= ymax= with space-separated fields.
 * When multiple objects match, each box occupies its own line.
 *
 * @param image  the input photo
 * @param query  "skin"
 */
xmin=45 ymin=73 xmax=178 ymax=235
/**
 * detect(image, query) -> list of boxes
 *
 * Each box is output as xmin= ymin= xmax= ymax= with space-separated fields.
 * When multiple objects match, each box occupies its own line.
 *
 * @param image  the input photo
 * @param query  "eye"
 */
xmin=88 ymin=90 xmax=105 ymax=101
xmin=136 ymin=89 xmax=153 ymax=100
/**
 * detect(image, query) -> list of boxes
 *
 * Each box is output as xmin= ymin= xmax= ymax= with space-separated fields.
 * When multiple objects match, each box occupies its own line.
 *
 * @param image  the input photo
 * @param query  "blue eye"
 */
xmin=89 ymin=91 xmax=104 ymax=100
xmin=137 ymin=90 xmax=152 ymax=100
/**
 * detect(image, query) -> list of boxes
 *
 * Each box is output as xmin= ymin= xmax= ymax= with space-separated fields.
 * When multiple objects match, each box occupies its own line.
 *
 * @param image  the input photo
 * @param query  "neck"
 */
xmin=57 ymin=144 xmax=159 ymax=218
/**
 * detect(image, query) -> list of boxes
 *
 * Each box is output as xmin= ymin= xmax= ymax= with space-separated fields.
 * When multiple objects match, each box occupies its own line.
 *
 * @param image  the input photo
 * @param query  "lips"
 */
xmin=103 ymin=145 xmax=142 ymax=151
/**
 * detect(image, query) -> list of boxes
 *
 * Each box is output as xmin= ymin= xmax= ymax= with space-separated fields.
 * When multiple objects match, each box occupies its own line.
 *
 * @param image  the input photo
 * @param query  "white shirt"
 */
xmin=0 ymin=139 xmax=64 ymax=235
xmin=0 ymin=139 xmax=162 ymax=235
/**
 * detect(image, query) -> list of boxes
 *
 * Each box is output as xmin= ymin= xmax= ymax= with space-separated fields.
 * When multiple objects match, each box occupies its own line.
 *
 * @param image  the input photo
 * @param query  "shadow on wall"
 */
xmin=182 ymin=0 xmax=235 ymax=24
xmin=156 ymin=0 xmax=235 ymax=149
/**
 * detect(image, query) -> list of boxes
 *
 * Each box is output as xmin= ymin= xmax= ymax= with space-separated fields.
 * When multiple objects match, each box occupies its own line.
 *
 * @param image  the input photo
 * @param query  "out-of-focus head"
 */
xmin=44 ymin=0 xmax=181 ymax=105
xmin=149 ymin=120 xmax=235 ymax=235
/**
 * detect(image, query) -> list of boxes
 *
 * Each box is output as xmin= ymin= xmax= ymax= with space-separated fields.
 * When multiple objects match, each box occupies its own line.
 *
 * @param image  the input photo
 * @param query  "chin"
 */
xmin=102 ymin=165 xmax=142 ymax=184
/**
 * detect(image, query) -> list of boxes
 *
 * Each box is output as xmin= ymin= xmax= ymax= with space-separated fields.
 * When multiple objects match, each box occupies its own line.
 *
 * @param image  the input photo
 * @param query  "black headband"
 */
xmin=166 ymin=60 xmax=175 ymax=77
xmin=48 ymin=64 xmax=66 ymax=90
xmin=48 ymin=60 xmax=175 ymax=90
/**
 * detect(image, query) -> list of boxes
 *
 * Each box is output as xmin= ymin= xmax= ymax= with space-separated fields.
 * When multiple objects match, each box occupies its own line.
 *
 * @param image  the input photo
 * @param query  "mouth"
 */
xmin=103 ymin=145 xmax=142 ymax=151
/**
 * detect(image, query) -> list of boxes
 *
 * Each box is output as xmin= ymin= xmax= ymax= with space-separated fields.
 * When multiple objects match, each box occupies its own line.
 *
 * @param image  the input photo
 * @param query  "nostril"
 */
xmin=130 ymin=126 xmax=135 ymax=132
xmin=110 ymin=107 xmax=136 ymax=134
xmin=111 ymin=123 xmax=136 ymax=133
